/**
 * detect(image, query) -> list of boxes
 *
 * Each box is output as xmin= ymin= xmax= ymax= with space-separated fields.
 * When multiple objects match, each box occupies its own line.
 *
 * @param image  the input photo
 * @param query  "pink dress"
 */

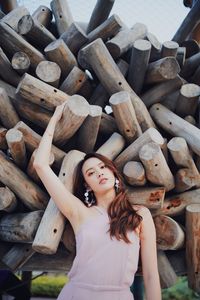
xmin=57 ymin=206 xmax=140 ymax=300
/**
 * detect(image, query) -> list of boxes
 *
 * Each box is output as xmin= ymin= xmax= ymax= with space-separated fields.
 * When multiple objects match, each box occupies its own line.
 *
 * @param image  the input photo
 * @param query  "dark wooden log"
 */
xmin=61 ymin=221 xmax=76 ymax=253
xmin=36 ymin=61 xmax=61 ymax=88
xmin=0 ymin=186 xmax=17 ymax=212
xmin=99 ymin=112 xmax=118 ymax=136
xmin=96 ymin=132 xmax=125 ymax=160
xmin=127 ymin=39 xmax=151 ymax=94
xmin=180 ymin=52 xmax=200 ymax=79
xmin=11 ymin=51 xmax=30 ymax=75
xmin=106 ymin=23 xmax=147 ymax=59
xmin=146 ymin=32 xmax=162 ymax=62
xmin=50 ymin=0 xmax=73 ymax=35
xmin=186 ymin=204 xmax=200 ymax=293
xmin=1 ymin=6 xmax=29 ymax=32
xmin=32 ymin=5 xmax=52 ymax=28
xmin=176 ymin=46 xmax=186 ymax=69
xmin=157 ymin=250 xmax=178 ymax=289
xmin=18 ymin=14 xmax=56 ymax=49
xmin=0 ymin=211 xmax=43 ymax=243
xmin=0 ymin=0 xmax=18 ymax=13
xmin=161 ymin=90 xmax=179 ymax=112
xmin=123 ymin=161 xmax=146 ymax=186
xmin=180 ymin=39 xmax=199 ymax=58
xmin=161 ymin=41 xmax=179 ymax=58
xmin=0 ymin=10 xmax=5 ymax=19
xmin=0 ymin=127 xmax=7 ymax=150
xmin=190 ymin=63 xmax=200 ymax=86
xmin=0 ymin=21 xmax=45 ymax=69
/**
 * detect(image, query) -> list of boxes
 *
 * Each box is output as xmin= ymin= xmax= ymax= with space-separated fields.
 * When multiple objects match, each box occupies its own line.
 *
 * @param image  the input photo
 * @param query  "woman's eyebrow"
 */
xmin=85 ymin=162 xmax=103 ymax=173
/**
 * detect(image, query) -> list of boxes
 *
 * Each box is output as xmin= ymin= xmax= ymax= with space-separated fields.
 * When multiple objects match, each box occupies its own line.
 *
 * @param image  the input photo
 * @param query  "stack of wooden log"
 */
xmin=0 ymin=0 xmax=200 ymax=293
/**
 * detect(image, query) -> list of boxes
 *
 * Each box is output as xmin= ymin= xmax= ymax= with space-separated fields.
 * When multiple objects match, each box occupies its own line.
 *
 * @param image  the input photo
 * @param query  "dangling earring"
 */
xmin=115 ymin=178 xmax=120 ymax=193
xmin=84 ymin=188 xmax=95 ymax=207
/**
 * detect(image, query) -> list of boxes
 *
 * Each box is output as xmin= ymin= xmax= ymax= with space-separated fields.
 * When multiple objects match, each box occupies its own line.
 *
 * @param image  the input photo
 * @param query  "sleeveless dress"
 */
xmin=57 ymin=206 xmax=140 ymax=300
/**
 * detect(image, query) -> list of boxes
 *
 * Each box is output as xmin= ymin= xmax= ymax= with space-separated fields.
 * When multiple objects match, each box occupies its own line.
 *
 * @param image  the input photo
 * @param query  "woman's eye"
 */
xmin=100 ymin=165 xmax=105 ymax=169
xmin=88 ymin=171 xmax=94 ymax=176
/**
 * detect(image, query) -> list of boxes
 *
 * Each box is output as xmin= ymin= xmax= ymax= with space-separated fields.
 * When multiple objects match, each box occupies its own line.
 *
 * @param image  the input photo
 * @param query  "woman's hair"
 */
xmin=73 ymin=152 xmax=143 ymax=243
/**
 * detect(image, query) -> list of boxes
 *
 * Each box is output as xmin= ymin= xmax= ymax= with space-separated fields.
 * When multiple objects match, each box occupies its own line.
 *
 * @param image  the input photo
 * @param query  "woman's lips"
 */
xmin=99 ymin=178 xmax=107 ymax=184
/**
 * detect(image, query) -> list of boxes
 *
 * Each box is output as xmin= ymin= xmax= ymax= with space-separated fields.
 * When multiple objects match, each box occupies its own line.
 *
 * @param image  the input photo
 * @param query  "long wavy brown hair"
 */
xmin=73 ymin=152 xmax=143 ymax=243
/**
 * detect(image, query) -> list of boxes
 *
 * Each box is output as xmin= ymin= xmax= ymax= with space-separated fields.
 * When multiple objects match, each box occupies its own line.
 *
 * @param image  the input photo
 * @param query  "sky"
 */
xmin=18 ymin=0 xmax=190 ymax=42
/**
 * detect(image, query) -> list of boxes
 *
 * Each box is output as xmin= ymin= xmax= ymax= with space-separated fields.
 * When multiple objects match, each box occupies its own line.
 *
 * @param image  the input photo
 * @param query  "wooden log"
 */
xmin=16 ymin=73 xmax=69 ymax=111
xmin=44 ymin=39 xmax=77 ymax=79
xmin=14 ymin=121 xmax=66 ymax=169
xmin=99 ymin=112 xmax=118 ymax=136
xmin=127 ymin=39 xmax=151 ymax=94
xmin=60 ymin=22 xmax=88 ymax=55
xmin=1 ymin=6 xmax=29 ymax=32
xmin=154 ymin=215 xmax=185 ymax=250
xmin=11 ymin=51 xmax=30 ymax=75
xmin=144 ymin=57 xmax=180 ymax=85
xmin=157 ymin=250 xmax=178 ymax=289
xmin=161 ymin=41 xmax=179 ymax=58
xmin=175 ymin=167 xmax=200 ymax=192
xmin=50 ymin=0 xmax=73 ymax=35
xmin=0 ymin=211 xmax=43 ymax=243
xmin=109 ymin=91 xmax=142 ymax=143
xmin=106 ymin=23 xmax=147 ymax=59
xmin=18 ymin=14 xmax=56 ymax=49
xmin=0 ymin=127 xmax=8 ymax=150
xmin=36 ymin=61 xmax=61 ymax=88
xmin=0 ymin=87 xmax=20 ymax=129
xmin=0 ymin=0 xmax=18 ymax=13
xmin=0 ymin=186 xmax=17 ymax=212
xmin=96 ymin=132 xmax=125 ymax=160
xmin=160 ymin=137 xmax=169 ymax=163
xmin=32 ymin=5 xmax=52 ymax=28
xmin=180 ymin=39 xmax=199 ymax=58
xmin=5 ymin=128 xmax=27 ymax=169
xmin=139 ymin=142 xmax=175 ymax=192
xmin=146 ymin=32 xmax=162 ymax=62
xmin=127 ymin=186 xmax=165 ymax=209
xmin=76 ymin=105 xmax=102 ymax=153
xmin=123 ymin=161 xmax=146 ymax=186
xmin=86 ymin=0 xmax=115 ymax=33
xmin=176 ymin=46 xmax=186 ymax=69
xmin=186 ymin=204 xmax=200 ymax=293
xmin=32 ymin=150 xmax=85 ymax=254
xmin=0 ymin=21 xmax=45 ymax=69
xmin=161 ymin=90 xmax=179 ymax=112
xmin=61 ymin=221 xmax=76 ymax=253
xmin=79 ymin=38 xmax=155 ymax=131
xmin=150 ymin=103 xmax=200 ymax=156
xmin=175 ymin=84 xmax=200 ymax=117
xmin=114 ymin=127 xmax=164 ymax=171
xmin=184 ymin=115 xmax=196 ymax=125
xmin=1 ymin=243 xmax=35 ymax=272
xmin=0 ymin=10 xmax=5 ymax=19
xmin=172 ymin=0 xmax=200 ymax=44
xmin=0 ymin=150 xmax=48 ymax=210
xmin=180 ymin=52 xmax=200 ymax=79
xmin=141 ymin=76 xmax=184 ymax=108
xmin=0 ymin=47 xmax=21 ymax=87
xmin=53 ymin=95 xmax=90 ymax=146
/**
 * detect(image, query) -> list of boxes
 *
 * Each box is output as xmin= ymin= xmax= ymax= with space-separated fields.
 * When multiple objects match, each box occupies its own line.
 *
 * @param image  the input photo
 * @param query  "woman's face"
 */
xmin=82 ymin=157 xmax=116 ymax=194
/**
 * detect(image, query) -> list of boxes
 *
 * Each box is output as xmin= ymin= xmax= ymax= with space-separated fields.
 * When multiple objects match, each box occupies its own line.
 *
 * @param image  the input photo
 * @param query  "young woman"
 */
xmin=33 ymin=102 xmax=161 ymax=300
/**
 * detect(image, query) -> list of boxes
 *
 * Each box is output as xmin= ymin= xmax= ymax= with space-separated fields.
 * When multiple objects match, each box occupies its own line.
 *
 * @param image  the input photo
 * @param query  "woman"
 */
xmin=33 ymin=102 xmax=161 ymax=300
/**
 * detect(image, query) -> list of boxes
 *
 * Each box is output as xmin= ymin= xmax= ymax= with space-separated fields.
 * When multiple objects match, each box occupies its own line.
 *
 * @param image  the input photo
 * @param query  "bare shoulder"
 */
xmin=132 ymin=205 xmax=151 ymax=219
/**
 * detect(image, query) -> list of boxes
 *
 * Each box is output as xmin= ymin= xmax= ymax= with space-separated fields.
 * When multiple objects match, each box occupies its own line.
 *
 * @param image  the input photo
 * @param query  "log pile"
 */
xmin=0 ymin=0 xmax=200 ymax=293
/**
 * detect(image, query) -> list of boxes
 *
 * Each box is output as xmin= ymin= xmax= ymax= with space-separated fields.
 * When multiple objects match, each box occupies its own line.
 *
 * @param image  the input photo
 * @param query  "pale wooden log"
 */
xmin=0 ymin=127 xmax=8 ymax=150
xmin=141 ymin=76 xmax=184 ymax=108
xmin=14 ymin=121 xmax=66 ymax=169
xmin=161 ymin=90 xmax=180 ymax=112
xmin=181 ymin=39 xmax=199 ymax=58
xmin=36 ymin=61 xmax=61 ymax=88
xmin=0 ymin=186 xmax=17 ymax=212
xmin=50 ymin=0 xmax=73 ymax=35
xmin=0 ymin=87 xmax=20 ymax=129
xmin=109 ymin=91 xmax=142 ymax=143
xmin=0 ymin=47 xmax=21 ymax=87
xmin=1 ymin=243 xmax=35 ymax=272
xmin=127 ymin=39 xmax=151 ymax=94
xmin=145 ymin=57 xmax=180 ymax=85
xmin=161 ymin=137 xmax=169 ymax=163
xmin=60 ymin=22 xmax=88 ymax=55
xmin=5 ymin=128 xmax=27 ymax=169
xmin=44 ymin=39 xmax=77 ymax=79
xmin=175 ymin=167 xmax=200 ymax=192
xmin=18 ymin=14 xmax=56 ymax=49
xmin=53 ymin=95 xmax=90 ymax=146
xmin=180 ymin=52 xmax=200 ymax=79
xmin=0 ymin=0 xmax=18 ymax=13
xmin=32 ymin=5 xmax=52 ymax=28
xmin=127 ymin=186 xmax=165 ymax=209
xmin=106 ymin=23 xmax=147 ymax=59
xmin=157 ymin=250 xmax=178 ymax=289
xmin=87 ymin=14 xmax=124 ymax=43
xmin=175 ymin=83 xmax=200 ymax=117
xmin=11 ymin=51 xmax=30 ymax=75
xmin=184 ymin=115 xmax=196 ymax=125
xmin=0 ymin=150 xmax=48 ymax=210
xmin=76 ymin=105 xmax=102 ymax=153
xmin=16 ymin=73 xmax=69 ymax=111
xmin=0 ymin=10 xmax=5 ymax=19
xmin=61 ymin=221 xmax=76 ymax=253
xmin=33 ymin=150 xmax=85 ymax=254
xmin=114 ymin=127 xmax=164 ymax=171
xmin=1 ymin=6 xmax=29 ymax=32
xmin=176 ymin=46 xmax=186 ymax=69
xmin=96 ymin=132 xmax=125 ymax=160
xmin=0 ymin=211 xmax=43 ymax=243
xmin=186 ymin=204 xmax=200 ymax=293
xmin=27 ymin=148 xmax=54 ymax=184
xmin=0 ymin=22 xmax=45 ymax=69
xmin=150 ymin=103 xmax=200 ymax=156
xmin=139 ymin=142 xmax=175 ymax=192
xmin=59 ymin=66 xmax=88 ymax=95
xmin=146 ymin=32 xmax=162 ymax=62
xmin=79 ymin=38 xmax=155 ymax=131
xmin=123 ymin=161 xmax=146 ymax=186
xmin=173 ymin=0 xmax=200 ymax=44
xmin=154 ymin=215 xmax=185 ymax=250
xmin=99 ymin=112 xmax=118 ymax=135
xmin=161 ymin=41 xmax=179 ymax=58
xmin=86 ymin=0 xmax=115 ymax=33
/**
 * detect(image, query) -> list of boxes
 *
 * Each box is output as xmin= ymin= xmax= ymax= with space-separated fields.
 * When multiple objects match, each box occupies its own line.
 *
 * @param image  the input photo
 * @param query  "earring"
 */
xmin=115 ymin=178 xmax=120 ymax=193
xmin=84 ymin=188 xmax=95 ymax=207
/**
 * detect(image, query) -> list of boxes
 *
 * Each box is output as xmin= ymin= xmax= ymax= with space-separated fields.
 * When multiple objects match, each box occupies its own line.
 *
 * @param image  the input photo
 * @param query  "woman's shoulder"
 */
xmin=132 ymin=204 xmax=151 ymax=218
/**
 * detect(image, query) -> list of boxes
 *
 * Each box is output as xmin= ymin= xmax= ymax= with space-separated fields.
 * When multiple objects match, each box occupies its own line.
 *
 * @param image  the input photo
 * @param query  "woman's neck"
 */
xmin=95 ymin=189 xmax=116 ymax=209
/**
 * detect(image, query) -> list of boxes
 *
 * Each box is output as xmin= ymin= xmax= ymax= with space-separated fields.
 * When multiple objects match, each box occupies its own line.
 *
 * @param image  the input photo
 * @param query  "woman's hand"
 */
xmin=52 ymin=101 xmax=68 ymax=123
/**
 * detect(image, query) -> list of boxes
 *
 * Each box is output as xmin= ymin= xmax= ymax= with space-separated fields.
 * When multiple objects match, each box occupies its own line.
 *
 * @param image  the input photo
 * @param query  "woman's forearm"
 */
xmin=144 ymin=274 xmax=162 ymax=300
